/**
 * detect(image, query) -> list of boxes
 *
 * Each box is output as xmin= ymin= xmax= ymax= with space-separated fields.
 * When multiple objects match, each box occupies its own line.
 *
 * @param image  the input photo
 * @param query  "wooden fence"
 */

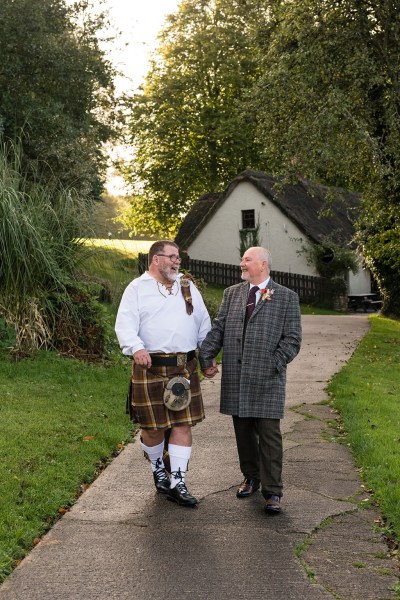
xmin=137 ymin=253 xmax=333 ymax=304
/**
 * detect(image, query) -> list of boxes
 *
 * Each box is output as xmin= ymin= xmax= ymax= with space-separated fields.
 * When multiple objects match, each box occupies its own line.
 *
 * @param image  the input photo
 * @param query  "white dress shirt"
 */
xmin=115 ymin=272 xmax=211 ymax=356
xmin=249 ymin=277 xmax=271 ymax=303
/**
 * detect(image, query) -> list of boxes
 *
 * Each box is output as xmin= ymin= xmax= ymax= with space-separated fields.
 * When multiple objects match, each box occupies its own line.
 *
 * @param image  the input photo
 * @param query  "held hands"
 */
xmin=133 ymin=348 xmax=152 ymax=367
xmin=202 ymin=358 xmax=219 ymax=379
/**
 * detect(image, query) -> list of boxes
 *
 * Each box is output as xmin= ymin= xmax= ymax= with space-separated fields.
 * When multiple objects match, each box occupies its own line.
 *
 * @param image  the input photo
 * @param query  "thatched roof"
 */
xmin=175 ymin=170 xmax=361 ymax=250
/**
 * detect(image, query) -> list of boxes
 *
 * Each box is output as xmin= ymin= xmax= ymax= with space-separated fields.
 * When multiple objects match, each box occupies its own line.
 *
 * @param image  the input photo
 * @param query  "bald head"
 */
xmin=240 ymin=246 xmax=271 ymax=285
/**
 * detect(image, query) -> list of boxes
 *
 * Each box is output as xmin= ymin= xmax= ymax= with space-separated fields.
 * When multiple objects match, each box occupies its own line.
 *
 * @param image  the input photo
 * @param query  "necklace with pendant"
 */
xmin=156 ymin=280 xmax=178 ymax=297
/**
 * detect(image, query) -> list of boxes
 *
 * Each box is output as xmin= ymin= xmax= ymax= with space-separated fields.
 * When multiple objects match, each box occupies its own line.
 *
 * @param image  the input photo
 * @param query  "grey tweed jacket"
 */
xmin=199 ymin=279 xmax=302 ymax=419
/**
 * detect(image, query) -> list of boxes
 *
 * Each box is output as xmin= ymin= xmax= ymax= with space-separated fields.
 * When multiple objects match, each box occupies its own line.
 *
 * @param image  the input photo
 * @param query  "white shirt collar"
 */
xmin=250 ymin=277 xmax=270 ymax=291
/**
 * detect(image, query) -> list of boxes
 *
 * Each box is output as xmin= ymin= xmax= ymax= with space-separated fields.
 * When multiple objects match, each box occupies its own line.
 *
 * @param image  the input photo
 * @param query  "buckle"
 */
xmin=176 ymin=353 xmax=186 ymax=366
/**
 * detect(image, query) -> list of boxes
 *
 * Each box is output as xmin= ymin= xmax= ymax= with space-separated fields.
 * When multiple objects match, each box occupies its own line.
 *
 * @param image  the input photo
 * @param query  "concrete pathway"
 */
xmin=1 ymin=315 xmax=399 ymax=599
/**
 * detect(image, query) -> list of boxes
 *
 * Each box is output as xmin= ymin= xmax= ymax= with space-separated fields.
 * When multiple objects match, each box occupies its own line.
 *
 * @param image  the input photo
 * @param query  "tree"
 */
xmin=0 ymin=0 xmax=117 ymax=198
xmin=120 ymin=0 xmax=264 ymax=236
xmin=244 ymin=0 xmax=400 ymax=316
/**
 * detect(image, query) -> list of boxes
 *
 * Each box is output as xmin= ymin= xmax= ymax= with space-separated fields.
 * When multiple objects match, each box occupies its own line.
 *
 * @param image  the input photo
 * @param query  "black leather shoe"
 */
xmin=236 ymin=478 xmax=260 ymax=498
xmin=153 ymin=462 xmax=170 ymax=494
xmin=167 ymin=482 xmax=198 ymax=507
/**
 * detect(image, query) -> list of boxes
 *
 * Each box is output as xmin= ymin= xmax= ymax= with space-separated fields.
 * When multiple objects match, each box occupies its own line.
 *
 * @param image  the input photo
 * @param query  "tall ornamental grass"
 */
xmin=0 ymin=140 xmax=94 ymax=356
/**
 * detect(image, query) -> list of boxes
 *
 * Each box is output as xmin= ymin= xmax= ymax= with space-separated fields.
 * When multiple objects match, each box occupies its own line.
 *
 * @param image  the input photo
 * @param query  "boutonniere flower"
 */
xmin=260 ymin=288 xmax=274 ymax=302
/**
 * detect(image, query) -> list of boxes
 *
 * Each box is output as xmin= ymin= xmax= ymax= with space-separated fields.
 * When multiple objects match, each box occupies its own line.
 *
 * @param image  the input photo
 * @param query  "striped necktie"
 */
xmin=246 ymin=286 xmax=259 ymax=318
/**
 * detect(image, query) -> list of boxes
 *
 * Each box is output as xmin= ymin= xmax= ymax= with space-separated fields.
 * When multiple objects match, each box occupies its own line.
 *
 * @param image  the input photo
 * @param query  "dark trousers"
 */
xmin=232 ymin=416 xmax=283 ymax=498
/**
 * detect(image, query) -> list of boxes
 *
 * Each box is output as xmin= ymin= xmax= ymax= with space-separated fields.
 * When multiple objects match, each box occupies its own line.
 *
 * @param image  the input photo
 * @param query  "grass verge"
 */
xmin=0 ymin=349 xmax=133 ymax=583
xmin=328 ymin=315 xmax=400 ymax=542
xmin=0 ymin=240 xmax=141 ymax=583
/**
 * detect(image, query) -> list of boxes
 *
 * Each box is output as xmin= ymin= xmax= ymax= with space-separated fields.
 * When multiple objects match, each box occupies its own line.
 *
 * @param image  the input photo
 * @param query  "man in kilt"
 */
xmin=199 ymin=247 xmax=302 ymax=514
xmin=115 ymin=240 xmax=211 ymax=507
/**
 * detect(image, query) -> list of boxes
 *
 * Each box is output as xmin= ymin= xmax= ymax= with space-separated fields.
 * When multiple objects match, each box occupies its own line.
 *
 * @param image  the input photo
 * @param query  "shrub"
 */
xmin=0 ymin=138 xmax=103 ymax=358
xmin=50 ymin=282 xmax=107 ymax=360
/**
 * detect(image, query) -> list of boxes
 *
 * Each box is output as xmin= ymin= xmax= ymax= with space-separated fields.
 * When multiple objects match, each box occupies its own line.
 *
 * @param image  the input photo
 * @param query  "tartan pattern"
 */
xmin=129 ymin=357 xmax=204 ymax=430
xmin=199 ymin=280 xmax=302 ymax=419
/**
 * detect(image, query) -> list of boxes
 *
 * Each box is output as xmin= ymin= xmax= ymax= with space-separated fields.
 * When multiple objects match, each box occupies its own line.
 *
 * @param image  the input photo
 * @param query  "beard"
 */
xmin=159 ymin=265 xmax=178 ymax=283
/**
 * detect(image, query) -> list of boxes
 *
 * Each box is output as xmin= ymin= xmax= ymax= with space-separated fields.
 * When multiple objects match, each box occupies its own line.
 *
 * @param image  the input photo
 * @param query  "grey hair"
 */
xmin=148 ymin=239 xmax=179 ymax=264
xmin=258 ymin=247 xmax=272 ymax=270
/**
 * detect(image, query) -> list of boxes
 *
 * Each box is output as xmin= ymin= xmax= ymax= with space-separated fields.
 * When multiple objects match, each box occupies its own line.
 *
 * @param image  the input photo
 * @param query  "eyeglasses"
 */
xmin=156 ymin=253 xmax=182 ymax=262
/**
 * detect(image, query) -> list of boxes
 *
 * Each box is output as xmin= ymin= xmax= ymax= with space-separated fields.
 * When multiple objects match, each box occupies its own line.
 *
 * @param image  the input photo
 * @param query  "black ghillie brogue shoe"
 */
xmin=167 ymin=482 xmax=198 ymax=507
xmin=153 ymin=459 xmax=171 ymax=494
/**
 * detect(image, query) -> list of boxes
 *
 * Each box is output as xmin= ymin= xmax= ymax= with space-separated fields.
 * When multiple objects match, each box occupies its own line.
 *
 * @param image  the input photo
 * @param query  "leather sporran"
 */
xmin=163 ymin=376 xmax=191 ymax=411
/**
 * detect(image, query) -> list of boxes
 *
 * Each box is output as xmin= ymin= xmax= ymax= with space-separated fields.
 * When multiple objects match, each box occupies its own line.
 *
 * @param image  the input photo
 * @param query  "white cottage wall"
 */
xmin=186 ymin=180 xmax=372 ymax=295
xmin=348 ymin=264 xmax=371 ymax=295
xmin=188 ymin=182 xmax=316 ymax=275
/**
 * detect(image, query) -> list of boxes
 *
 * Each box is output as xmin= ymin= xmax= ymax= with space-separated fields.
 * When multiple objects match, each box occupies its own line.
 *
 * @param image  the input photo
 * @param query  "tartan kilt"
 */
xmin=127 ymin=357 xmax=205 ymax=430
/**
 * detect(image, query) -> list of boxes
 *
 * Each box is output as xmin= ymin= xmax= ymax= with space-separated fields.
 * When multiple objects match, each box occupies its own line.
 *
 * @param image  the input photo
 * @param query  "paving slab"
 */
xmin=1 ymin=315 xmax=399 ymax=600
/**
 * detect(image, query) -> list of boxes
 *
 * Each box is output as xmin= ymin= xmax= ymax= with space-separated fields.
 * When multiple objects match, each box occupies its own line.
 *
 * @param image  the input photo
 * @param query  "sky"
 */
xmin=95 ymin=0 xmax=181 ymax=194
xmin=101 ymin=0 xmax=181 ymax=93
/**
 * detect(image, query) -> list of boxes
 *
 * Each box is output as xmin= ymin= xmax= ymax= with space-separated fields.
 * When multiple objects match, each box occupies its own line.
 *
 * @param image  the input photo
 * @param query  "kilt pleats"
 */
xmin=129 ymin=357 xmax=204 ymax=430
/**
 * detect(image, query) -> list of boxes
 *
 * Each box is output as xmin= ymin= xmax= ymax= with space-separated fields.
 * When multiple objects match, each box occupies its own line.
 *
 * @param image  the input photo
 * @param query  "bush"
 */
xmin=305 ymin=242 xmax=359 ymax=280
xmin=0 ymin=139 xmax=101 ymax=358
xmin=50 ymin=282 xmax=107 ymax=361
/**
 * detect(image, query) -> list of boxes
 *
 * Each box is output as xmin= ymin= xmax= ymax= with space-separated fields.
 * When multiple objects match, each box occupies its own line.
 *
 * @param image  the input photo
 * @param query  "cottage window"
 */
xmin=241 ymin=209 xmax=255 ymax=229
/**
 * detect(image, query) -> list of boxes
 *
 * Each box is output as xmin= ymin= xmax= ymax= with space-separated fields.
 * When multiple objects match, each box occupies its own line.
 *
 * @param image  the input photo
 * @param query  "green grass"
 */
xmin=328 ymin=315 xmax=400 ymax=540
xmin=81 ymin=239 xmax=153 ymax=304
xmin=202 ymin=283 xmax=225 ymax=302
xmin=81 ymin=245 xmax=138 ymax=307
xmin=84 ymin=238 xmax=154 ymax=255
xmin=0 ymin=350 xmax=133 ymax=582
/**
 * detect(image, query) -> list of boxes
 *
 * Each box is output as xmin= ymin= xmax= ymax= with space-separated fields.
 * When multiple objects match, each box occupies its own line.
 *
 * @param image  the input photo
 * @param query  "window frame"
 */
xmin=241 ymin=209 xmax=256 ymax=229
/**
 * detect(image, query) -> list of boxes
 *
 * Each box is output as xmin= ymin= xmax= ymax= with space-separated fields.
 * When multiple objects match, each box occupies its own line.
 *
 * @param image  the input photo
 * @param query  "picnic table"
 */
xmin=347 ymin=293 xmax=382 ymax=312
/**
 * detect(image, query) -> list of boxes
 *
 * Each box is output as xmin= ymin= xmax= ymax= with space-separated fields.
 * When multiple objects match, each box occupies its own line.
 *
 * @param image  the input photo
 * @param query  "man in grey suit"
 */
xmin=199 ymin=246 xmax=302 ymax=513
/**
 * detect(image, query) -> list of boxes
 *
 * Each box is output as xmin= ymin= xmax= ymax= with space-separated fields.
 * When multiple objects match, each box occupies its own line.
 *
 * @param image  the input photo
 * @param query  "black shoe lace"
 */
xmin=171 ymin=467 xmax=185 ymax=483
xmin=175 ymin=481 xmax=189 ymax=495
xmin=171 ymin=468 xmax=190 ymax=496
xmin=153 ymin=458 xmax=168 ymax=482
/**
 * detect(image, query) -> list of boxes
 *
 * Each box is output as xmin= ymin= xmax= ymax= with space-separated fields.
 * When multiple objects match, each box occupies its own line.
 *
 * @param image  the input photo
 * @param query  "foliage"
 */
xmin=80 ymin=240 xmax=150 ymax=308
xmin=50 ymin=283 xmax=108 ymax=361
xmin=302 ymin=241 xmax=359 ymax=281
xmin=355 ymin=191 xmax=400 ymax=318
xmin=0 ymin=0 xmax=117 ymax=197
xmin=0 ymin=140 xmax=106 ymax=357
xmin=117 ymin=0 xmax=400 ymax=317
xmin=243 ymin=0 xmax=400 ymax=316
xmin=329 ymin=315 xmax=400 ymax=541
xmin=120 ymin=0 xmax=263 ymax=236
xmin=239 ymin=220 xmax=261 ymax=258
